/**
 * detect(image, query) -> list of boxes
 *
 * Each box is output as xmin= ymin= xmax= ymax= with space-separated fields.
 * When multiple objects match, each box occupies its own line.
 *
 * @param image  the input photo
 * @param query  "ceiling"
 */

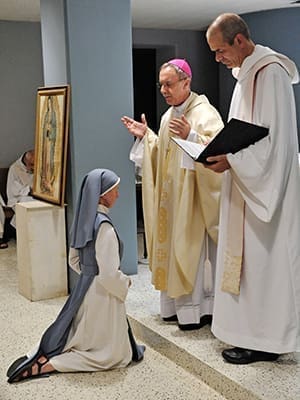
xmin=0 ymin=0 xmax=298 ymax=30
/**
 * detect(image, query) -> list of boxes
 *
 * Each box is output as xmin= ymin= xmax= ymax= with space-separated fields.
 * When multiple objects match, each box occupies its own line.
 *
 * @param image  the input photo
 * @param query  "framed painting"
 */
xmin=32 ymin=85 xmax=70 ymax=206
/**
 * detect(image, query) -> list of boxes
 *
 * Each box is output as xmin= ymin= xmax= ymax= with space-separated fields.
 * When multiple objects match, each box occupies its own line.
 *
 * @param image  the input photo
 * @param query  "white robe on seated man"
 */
xmin=7 ymin=155 xmax=34 ymax=228
xmin=0 ymin=195 xmax=5 ymax=238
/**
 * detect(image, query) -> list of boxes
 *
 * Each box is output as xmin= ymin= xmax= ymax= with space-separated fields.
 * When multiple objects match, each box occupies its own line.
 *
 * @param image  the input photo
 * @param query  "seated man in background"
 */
xmin=7 ymin=150 xmax=35 ymax=229
xmin=0 ymin=194 xmax=8 ymax=249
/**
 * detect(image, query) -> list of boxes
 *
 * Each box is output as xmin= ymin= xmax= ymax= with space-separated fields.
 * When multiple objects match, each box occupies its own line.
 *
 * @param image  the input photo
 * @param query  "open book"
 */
xmin=171 ymin=118 xmax=269 ymax=164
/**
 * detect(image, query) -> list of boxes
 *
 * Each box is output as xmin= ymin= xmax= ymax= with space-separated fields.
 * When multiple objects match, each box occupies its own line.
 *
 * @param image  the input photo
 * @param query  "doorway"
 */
xmin=132 ymin=48 xmax=157 ymax=132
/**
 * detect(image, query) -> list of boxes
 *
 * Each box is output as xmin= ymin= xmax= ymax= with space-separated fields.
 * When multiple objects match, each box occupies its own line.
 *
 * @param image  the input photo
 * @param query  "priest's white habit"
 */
xmin=212 ymin=45 xmax=300 ymax=354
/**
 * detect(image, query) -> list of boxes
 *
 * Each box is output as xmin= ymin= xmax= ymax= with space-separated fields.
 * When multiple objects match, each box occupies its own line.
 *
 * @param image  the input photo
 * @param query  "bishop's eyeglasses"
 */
xmin=156 ymin=78 xmax=187 ymax=90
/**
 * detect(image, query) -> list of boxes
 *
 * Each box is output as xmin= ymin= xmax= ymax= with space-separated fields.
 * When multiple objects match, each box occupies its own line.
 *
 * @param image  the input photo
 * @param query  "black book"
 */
xmin=171 ymin=118 xmax=269 ymax=164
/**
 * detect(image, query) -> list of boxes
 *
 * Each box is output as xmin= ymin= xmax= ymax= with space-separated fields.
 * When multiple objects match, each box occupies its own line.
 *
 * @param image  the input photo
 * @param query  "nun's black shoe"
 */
xmin=178 ymin=315 xmax=212 ymax=331
xmin=222 ymin=347 xmax=279 ymax=364
xmin=8 ymin=355 xmax=50 ymax=383
xmin=6 ymin=355 xmax=28 ymax=378
xmin=162 ymin=315 xmax=178 ymax=322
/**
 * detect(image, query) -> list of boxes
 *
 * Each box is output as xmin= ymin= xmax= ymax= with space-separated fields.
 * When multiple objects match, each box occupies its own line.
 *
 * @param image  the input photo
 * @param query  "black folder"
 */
xmin=171 ymin=118 xmax=269 ymax=164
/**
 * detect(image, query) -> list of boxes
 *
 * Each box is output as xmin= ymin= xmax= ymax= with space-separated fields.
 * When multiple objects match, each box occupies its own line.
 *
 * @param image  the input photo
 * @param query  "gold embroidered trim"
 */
xmin=154 ymin=267 xmax=167 ymax=290
xmin=221 ymin=251 xmax=242 ymax=295
xmin=158 ymin=207 xmax=167 ymax=243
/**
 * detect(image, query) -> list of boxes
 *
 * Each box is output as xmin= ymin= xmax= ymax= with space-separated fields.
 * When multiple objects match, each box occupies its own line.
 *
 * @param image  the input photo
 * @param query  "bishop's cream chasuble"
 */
xmin=141 ymin=92 xmax=223 ymax=298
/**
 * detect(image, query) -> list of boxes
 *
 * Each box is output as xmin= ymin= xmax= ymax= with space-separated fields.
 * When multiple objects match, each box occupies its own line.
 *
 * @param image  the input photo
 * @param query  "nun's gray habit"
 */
xmin=8 ymin=169 xmax=144 ymax=382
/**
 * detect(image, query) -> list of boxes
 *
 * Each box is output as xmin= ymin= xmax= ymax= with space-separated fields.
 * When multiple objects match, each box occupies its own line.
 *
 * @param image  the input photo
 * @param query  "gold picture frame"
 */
xmin=32 ymin=85 xmax=70 ymax=206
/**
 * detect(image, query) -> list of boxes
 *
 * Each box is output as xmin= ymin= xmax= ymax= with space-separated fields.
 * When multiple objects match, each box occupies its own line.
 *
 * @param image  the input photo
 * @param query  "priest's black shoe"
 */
xmin=178 ymin=314 xmax=212 ymax=331
xmin=222 ymin=347 xmax=279 ymax=364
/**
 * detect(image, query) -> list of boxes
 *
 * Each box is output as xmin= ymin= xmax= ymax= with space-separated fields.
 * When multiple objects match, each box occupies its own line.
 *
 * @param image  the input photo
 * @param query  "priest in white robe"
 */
xmin=122 ymin=59 xmax=224 ymax=330
xmin=205 ymin=13 xmax=300 ymax=364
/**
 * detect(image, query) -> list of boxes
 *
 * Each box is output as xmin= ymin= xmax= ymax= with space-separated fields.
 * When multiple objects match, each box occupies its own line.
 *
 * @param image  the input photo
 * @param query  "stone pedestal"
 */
xmin=16 ymin=200 xmax=68 ymax=301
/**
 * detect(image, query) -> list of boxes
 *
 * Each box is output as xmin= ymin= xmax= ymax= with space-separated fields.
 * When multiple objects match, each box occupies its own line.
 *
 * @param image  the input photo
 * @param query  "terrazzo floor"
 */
xmin=0 ymin=240 xmax=225 ymax=400
xmin=1 ymin=240 xmax=299 ymax=400
xmin=127 ymin=263 xmax=300 ymax=400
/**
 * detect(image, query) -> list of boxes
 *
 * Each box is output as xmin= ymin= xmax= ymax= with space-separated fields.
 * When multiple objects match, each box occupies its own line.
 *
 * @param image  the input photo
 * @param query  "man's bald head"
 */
xmin=206 ymin=13 xmax=251 ymax=45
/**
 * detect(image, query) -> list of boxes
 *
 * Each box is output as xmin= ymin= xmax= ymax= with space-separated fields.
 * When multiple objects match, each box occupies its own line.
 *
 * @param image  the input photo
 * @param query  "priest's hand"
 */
xmin=169 ymin=115 xmax=191 ymax=139
xmin=204 ymin=154 xmax=230 ymax=173
xmin=121 ymin=113 xmax=148 ymax=139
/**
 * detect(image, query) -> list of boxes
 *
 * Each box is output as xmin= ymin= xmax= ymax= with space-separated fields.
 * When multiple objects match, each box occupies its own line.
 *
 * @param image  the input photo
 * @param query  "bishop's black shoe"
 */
xmin=178 ymin=314 xmax=212 ymax=331
xmin=162 ymin=315 xmax=178 ymax=322
xmin=222 ymin=347 xmax=279 ymax=364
